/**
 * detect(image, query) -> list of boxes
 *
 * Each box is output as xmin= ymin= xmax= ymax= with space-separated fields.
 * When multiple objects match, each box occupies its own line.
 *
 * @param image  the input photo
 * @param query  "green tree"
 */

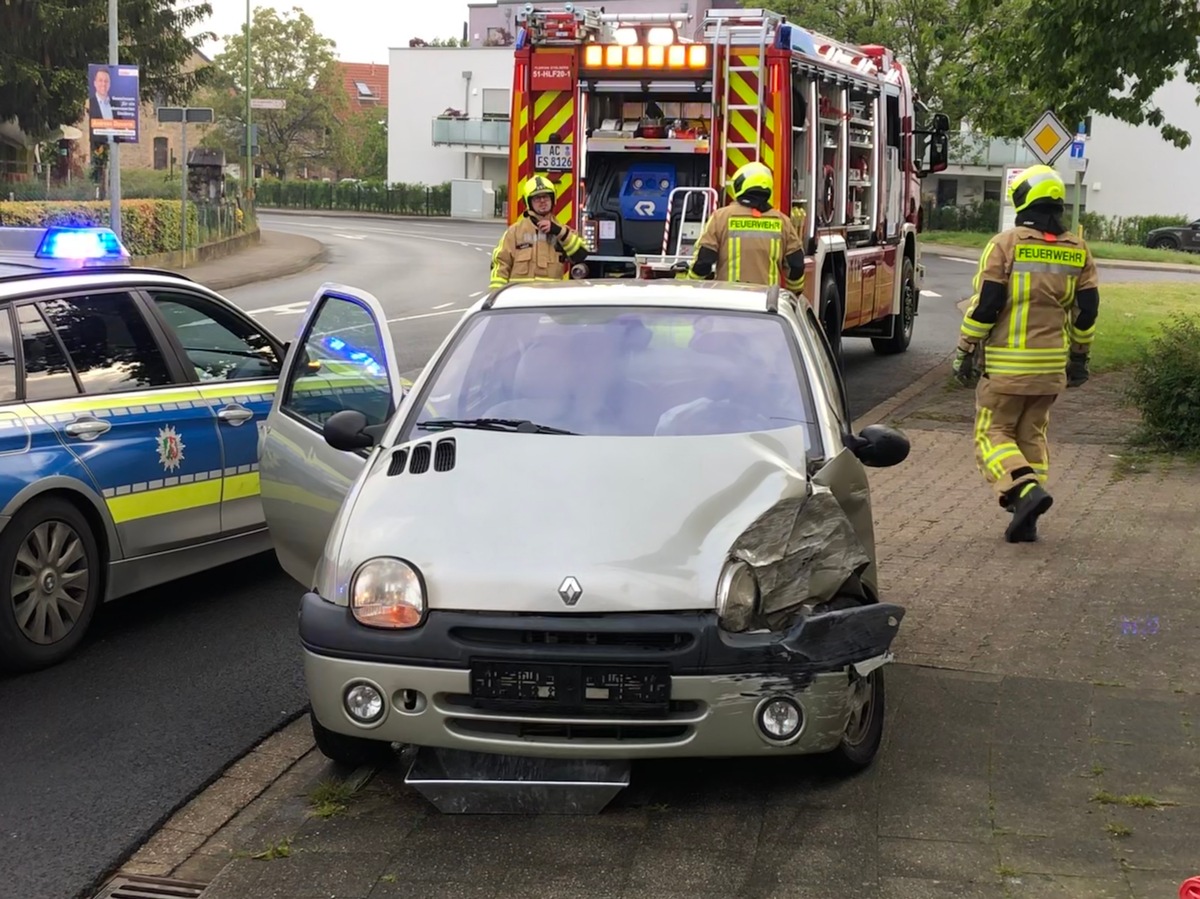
xmin=755 ymin=0 xmax=981 ymax=128
xmin=330 ymin=112 xmax=387 ymax=180
xmin=960 ymin=0 xmax=1200 ymax=148
xmin=0 ymin=0 xmax=213 ymax=139
xmin=204 ymin=5 xmax=347 ymax=178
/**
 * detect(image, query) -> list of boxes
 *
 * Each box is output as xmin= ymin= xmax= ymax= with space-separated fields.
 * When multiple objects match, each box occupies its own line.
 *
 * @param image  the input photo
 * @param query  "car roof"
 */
xmin=484 ymin=279 xmax=789 ymax=315
xmin=0 ymin=266 xmax=206 ymax=302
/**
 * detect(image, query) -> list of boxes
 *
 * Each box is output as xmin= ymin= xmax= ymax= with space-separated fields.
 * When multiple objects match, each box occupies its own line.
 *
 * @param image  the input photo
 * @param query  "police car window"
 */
xmin=38 ymin=293 xmax=172 ymax=395
xmin=17 ymin=304 xmax=80 ymax=401
xmin=149 ymin=291 xmax=280 ymax=382
xmin=282 ymin=295 xmax=392 ymax=430
xmin=0 ymin=307 xmax=17 ymax=403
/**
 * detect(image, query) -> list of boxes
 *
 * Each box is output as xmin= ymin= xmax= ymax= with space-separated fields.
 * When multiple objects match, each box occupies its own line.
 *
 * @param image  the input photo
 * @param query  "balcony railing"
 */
xmin=947 ymin=132 xmax=1040 ymax=168
xmin=431 ymin=116 xmax=510 ymax=149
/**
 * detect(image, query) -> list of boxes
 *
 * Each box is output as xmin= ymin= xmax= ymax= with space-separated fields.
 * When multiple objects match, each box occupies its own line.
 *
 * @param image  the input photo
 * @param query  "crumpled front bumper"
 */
xmin=300 ymin=593 xmax=904 ymax=759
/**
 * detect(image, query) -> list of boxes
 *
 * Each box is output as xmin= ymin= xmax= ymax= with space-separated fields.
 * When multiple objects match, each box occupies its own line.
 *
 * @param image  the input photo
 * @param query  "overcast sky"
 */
xmin=198 ymin=0 xmax=472 ymax=64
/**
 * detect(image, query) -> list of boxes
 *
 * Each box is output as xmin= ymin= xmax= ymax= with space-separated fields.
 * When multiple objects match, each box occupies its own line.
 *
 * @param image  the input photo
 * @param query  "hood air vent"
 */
xmin=434 ymin=438 xmax=456 ymax=471
xmin=387 ymin=439 xmax=456 ymax=476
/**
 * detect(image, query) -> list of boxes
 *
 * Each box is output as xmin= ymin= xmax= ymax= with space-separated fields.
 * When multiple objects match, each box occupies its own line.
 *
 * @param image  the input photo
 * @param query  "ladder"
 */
xmin=705 ymin=9 xmax=784 ymax=182
xmin=634 ymin=187 xmax=719 ymax=279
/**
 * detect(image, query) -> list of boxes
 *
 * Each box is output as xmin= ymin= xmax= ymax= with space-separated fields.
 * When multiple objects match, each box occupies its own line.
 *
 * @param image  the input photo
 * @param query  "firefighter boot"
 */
xmin=1003 ymin=481 xmax=1053 ymax=543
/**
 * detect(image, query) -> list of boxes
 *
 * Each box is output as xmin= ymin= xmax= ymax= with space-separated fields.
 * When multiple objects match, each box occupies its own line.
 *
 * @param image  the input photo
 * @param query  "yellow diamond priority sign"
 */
xmin=1023 ymin=109 xmax=1072 ymax=165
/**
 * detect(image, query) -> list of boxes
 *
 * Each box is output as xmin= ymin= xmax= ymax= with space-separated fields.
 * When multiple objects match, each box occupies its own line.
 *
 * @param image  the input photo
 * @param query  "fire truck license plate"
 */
xmin=535 ymin=143 xmax=573 ymax=171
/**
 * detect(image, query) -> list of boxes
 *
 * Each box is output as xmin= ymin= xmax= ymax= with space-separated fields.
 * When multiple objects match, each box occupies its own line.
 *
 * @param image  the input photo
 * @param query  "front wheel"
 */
xmin=310 ymin=711 xmax=395 ymax=768
xmin=0 ymin=497 xmax=102 ymax=673
xmin=1151 ymin=236 xmax=1180 ymax=251
xmin=819 ymin=665 xmax=886 ymax=775
xmin=872 ymin=255 xmax=916 ymax=355
xmin=819 ymin=272 xmax=845 ymax=372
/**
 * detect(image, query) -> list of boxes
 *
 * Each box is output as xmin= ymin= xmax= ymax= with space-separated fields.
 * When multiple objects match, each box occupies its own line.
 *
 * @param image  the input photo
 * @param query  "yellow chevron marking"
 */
xmin=538 ymin=98 xmax=574 ymax=143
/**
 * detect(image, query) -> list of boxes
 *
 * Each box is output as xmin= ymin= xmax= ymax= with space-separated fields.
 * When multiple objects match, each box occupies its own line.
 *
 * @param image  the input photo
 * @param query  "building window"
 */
xmin=983 ymin=180 xmax=1001 ymax=203
xmin=355 ymin=81 xmax=377 ymax=103
xmin=482 ymin=88 xmax=510 ymax=121
xmin=153 ymin=137 xmax=169 ymax=170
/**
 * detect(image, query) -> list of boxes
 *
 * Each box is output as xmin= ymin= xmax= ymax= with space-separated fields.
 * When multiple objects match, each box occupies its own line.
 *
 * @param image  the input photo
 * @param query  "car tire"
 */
xmin=310 ymin=711 xmax=395 ymax=768
xmin=0 ymin=497 xmax=102 ymax=674
xmin=820 ymin=665 xmax=886 ymax=775
xmin=820 ymin=272 xmax=845 ymax=371
xmin=871 ymin=254 xmax=916 ymax=355
xmin=1151 ymin=236 xmax=1180 ymax=251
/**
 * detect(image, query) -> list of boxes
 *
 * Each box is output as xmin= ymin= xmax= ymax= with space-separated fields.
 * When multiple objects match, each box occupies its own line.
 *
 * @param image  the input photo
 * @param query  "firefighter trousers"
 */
xmin=972 ymin=377 xmax=1058 ymax=499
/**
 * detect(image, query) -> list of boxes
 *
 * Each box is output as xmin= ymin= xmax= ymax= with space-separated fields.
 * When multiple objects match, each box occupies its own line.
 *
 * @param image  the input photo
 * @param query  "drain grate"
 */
xmin=92 ymin=874 xmax=208 ymax=899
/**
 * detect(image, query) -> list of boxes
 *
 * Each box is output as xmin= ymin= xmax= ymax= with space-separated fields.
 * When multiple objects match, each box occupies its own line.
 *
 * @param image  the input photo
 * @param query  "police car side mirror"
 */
xmin=846 ymin=424 xmax=910 ymax=468
xmin=324 ymin=410 xmax=375 ymax=452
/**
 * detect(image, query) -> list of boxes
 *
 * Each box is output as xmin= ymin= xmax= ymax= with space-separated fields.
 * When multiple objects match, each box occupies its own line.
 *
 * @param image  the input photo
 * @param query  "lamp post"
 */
xmin=108 ymin=0 xmax=122 ymax=238
xmin=245 ymin=0 xmax=252 ymax=198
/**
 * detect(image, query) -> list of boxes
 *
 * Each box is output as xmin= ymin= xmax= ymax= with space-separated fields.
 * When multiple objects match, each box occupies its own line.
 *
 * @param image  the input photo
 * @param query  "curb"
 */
xmin=256 ymin=207 xmax=505 ymax=227
xmin=852 ymin=351 xmax=954 ymax=433
xmin=184 ymin=234 xmax=327 ymax=291
xmin=921 ymin=241 xmax=1200 ymax=275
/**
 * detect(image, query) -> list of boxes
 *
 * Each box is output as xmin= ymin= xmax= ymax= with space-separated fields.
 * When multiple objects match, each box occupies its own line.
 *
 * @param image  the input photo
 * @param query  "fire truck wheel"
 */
xmin=819 ymin=272 xmax=845 ymax=372
xmin=871 ymin=254 xmax=916 ymax=355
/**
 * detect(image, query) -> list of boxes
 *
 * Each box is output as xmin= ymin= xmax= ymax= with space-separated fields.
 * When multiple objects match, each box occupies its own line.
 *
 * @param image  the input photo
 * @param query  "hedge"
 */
xmin=0 ymin=199 xmax=200 ymax=256
xmin=1079 ymin=213 xmax=1192 ymax=247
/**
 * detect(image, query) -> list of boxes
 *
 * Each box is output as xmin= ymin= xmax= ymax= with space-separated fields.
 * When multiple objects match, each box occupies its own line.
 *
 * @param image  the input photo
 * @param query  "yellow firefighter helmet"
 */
xmin=1009 ymin=164 xmax=1066 ymax=214
xmin=523 ymin=174 xmax=557 ymax=203
xmin=727 ymin=161 xmax=774 ymax=200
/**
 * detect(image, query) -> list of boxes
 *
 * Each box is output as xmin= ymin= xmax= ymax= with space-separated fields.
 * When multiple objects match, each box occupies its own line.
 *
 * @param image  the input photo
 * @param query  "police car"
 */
xmin=0 ymin=225 xmax=291 ymax=672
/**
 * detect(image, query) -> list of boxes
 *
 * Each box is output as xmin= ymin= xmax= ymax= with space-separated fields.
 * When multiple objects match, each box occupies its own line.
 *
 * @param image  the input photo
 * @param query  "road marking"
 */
xmin=387 ymin=308 xmax=467 ymax=324
xmin=920 ymin=290 xmax=942 ymax=297
xmin=468 ymin=291 xmax=485 ymax=298
xmin=944 ymin=256 xmax=976 ymax=265
xmin=333 ymin=233 xmax=366 ymax=240
xmin=432 ymin=302 xmax=454 ymax=309
xmin=250 ymin=301 xmax=310 ymax=316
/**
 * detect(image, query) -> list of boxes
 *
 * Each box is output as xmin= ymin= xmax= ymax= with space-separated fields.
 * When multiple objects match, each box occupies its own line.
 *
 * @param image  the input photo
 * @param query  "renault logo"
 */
xmin=558 ymin=576 xmax=582 ymax=606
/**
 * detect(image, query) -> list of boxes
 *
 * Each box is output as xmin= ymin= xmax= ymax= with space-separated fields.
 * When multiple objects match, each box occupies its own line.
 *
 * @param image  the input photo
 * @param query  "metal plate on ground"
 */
xmin=405 ymin=747 xmax=630 ymax=815
xmin=91 ymin=874 xmax=207 ymax=899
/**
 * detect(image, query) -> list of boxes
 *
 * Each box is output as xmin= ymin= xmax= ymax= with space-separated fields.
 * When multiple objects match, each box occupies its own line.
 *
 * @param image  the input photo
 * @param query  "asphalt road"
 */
xmin=3 ymin=212 xmax=1195 ymax=899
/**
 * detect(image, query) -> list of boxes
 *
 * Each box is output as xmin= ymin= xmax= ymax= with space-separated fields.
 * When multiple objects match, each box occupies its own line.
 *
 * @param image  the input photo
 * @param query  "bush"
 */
xmin=926 ymin=199 xmax=1001 ymax=232
xmin=0 ymin=199 xmax=199 ymax=255
xmin=255 ymin=179 xmax=455 ymax=216
xmin=1126 ymin=312 xmax=1200 ymax=452
xmin=1080 ymin=213 xmax=1191 ymax=246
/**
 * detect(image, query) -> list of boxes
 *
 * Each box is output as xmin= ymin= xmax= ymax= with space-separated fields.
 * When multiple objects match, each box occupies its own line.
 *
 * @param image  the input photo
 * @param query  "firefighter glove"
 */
xmin=1066 ymin=350 xmax=1089 ymax=388
xmin=952 ymin=347 xmax=979 ymax=387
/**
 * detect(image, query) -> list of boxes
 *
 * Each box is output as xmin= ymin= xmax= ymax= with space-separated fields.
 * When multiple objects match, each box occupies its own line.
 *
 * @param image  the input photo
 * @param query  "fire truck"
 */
xmin=504 ymin=4 xmax=950 ymax=358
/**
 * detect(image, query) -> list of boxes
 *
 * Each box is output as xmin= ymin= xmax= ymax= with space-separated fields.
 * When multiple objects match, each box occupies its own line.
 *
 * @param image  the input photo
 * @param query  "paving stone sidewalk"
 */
xmin=112 ymin=365 xmax=1199 ymax=899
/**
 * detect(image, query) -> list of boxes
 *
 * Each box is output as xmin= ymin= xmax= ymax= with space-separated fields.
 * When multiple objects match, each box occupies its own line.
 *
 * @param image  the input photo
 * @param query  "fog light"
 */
xmin=755 ymin=696 xmax=803 ymax=743
xmin=344 ymin=682 xmax=384 ymax=723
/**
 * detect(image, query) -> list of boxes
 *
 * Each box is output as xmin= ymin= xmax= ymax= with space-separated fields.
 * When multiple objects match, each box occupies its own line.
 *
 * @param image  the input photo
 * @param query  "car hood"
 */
xmin=330 ymin=426 xmax=815 ymax=615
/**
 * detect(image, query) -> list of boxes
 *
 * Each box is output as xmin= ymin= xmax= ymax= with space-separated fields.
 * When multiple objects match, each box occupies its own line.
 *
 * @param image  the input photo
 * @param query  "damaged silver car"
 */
xmin=258 ymin=279 xmax=911 ymax=778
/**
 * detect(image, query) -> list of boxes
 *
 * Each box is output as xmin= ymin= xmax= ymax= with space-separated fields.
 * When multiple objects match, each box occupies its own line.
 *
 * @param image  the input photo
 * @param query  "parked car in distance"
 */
xmin=1144 ymin=218 xmax=1200 ymax=253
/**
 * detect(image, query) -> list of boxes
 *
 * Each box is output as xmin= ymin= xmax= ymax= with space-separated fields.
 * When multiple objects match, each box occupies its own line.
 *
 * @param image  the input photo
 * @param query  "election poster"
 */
xmin=88 ymin=63 xmax=140 ymax=142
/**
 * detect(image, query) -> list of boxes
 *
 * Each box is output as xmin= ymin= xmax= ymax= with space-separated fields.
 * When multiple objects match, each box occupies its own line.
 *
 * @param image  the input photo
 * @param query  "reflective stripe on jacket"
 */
xmin=960 ymin=226 xmax=1100 ymax=394
xmin=686 ymin=205 xmax=805 ymax=288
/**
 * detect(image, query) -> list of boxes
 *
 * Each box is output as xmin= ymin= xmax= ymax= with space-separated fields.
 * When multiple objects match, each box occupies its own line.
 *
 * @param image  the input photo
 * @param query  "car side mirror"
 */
xmin=324 ymin=409 xmax=375 ymax=452
xmin=847 ymin=424 xmax=910 ymax=468
xmin=926 ymin=131 xmax=949 ymax=174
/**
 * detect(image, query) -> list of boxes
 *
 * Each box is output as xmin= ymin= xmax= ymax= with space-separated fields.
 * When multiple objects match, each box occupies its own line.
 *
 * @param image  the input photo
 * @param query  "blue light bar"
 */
xmin=35 ymin=227 xmax=130 ymax=263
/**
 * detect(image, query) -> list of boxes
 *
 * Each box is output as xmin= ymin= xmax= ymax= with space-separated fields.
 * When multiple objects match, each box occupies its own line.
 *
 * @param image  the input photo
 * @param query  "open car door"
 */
xmin=258 ymin=284 xmax=403 ymax=587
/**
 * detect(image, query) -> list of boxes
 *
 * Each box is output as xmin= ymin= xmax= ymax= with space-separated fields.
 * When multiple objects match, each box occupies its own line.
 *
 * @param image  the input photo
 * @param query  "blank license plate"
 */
xmin=470 ymin=660 xmax=670 ymax=711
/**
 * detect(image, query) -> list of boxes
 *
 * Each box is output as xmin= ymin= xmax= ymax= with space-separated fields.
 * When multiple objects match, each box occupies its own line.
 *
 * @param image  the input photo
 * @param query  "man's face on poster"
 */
xmin=93 ymin=69 xmax=110 ymax=100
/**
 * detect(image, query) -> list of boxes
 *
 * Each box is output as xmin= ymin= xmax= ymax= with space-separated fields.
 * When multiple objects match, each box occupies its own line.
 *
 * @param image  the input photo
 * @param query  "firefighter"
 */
xmin=489 ymin=174 xmax=589 ymax=289
xmin=681 ymin=161 xmax=806 ymax=294
xmin=952 ymin=164 xmax=1100 ymax=543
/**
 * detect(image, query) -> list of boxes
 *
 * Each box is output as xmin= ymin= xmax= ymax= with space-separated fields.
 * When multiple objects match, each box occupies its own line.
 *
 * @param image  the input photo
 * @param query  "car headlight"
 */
xmin=350 ymin=557 xmax=426 ymax=629
xmin=716 ymin=560 xmax=759 ymax=632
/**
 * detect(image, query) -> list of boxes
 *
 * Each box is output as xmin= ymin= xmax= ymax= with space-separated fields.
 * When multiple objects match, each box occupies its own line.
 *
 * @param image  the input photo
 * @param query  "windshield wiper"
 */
xmin=415 ymin=418 xmax=577 ymax=435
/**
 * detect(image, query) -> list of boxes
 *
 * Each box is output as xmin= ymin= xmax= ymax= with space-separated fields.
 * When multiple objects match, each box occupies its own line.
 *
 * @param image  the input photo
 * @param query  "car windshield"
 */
xmin=403 ymin=306 xmax=818 ymax=440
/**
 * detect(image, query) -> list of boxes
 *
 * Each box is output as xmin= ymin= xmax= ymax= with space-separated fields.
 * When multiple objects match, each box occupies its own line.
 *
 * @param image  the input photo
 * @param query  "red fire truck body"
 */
xmin=506 ymin=5 xmax=949 ymax=355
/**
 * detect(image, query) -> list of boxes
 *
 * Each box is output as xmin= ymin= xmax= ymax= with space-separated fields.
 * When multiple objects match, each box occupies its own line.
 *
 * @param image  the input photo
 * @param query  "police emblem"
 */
xmin=157 ymin=425 xmax=186 ymax=472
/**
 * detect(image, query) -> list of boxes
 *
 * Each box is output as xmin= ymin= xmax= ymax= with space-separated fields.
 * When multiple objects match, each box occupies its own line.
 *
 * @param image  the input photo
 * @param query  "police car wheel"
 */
xmin=0 ymin=498 xmax=102 ymax=673
xmin=310 ymin=711 xmax=395 ymax=769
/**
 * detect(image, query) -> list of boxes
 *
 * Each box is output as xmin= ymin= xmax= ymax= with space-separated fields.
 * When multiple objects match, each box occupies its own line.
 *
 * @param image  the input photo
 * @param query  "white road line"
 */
xmin=468 ymin=291 xmax=485 ymax=298
xmin=386 ymin=308 xmax=467 ymax=324
xmin=333 ymin=233 xmax=366 ymax=240
xmin=249 ymin=301 xmax=310 ymax=316
xmin=432 ymin=302 xmax=455 ymax=309
xmin=920 ymin=290 xmax=942 ymax=297
xmin=944 ymin=256 xmax=977 ymax=264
